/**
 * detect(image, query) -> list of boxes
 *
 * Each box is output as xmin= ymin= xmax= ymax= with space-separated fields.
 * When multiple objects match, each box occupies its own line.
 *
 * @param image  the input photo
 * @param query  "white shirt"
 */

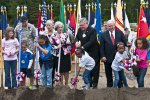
xmin=109 ymin=30 xmax=115 ymax=39
xmin=79 ymin=52 xmax=95 ymax=71
xmin=111 ymin=51 xmax=129 ymax=71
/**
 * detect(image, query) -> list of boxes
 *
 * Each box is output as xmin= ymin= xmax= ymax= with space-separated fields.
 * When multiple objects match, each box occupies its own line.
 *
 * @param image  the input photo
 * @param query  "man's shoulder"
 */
xmin=102 ymin=30 xmax=109 ymax=36
xmin=15 ymin=24 xmax=22 ymax=30
xmin=27 ymin=23 xmax=35 ymax=29
xmin=115 ymin=29 xmax=124 ymax=34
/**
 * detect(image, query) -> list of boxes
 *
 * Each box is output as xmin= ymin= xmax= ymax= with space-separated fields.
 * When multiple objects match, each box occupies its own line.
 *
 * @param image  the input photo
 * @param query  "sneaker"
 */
xmin=12 ymin=87 xmax=17 ymax=89
xmin=4 ymin=87 xmax=8 ymax=90
xmin=83 ymin=84 xmax=90 ymax=90
xmin=4 ymin=87 xmax=11 ymax=90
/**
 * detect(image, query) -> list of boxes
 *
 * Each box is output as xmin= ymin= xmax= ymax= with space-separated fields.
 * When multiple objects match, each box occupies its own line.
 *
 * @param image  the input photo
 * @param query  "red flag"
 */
xmin=37 ymin=7 xmax=42 ymax=34
xmin=137 ymin=6 xmax=149 ymax=38
xmin=68 ymin=11 xmax=76 ymax=55
xmin=50 ymin=7 xmax=54 ymax=20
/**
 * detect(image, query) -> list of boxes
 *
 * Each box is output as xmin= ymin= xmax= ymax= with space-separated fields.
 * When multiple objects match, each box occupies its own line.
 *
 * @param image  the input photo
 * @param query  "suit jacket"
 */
xmin=100 ymin=30 xmax=127 ymax=63
xmin=76 ymin=26 xmax=100 ymax=60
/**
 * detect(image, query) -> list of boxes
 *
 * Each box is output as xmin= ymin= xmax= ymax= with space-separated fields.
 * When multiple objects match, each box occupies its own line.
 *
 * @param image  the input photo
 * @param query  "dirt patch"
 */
xmin=0 ymin=86 xmax=150 ymax=100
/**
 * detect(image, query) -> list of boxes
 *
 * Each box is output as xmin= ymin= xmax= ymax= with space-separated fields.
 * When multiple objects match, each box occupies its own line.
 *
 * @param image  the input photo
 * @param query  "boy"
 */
xmin=75 ymin=47 xmax=95 ymax=90
xmin=20 ymin=41 xmax=33 ymax=87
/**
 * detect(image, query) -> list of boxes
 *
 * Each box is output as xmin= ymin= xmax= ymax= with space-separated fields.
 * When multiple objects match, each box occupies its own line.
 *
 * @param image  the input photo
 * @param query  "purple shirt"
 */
xmin=2 ymin=38 xmax=19 ymax=60
xmin=135 ymin=48 xmax=148 ymax=68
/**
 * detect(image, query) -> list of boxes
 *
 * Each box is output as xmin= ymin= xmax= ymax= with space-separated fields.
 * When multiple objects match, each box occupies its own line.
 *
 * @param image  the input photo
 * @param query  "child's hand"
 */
xmin=35 ymin=43 xmax=40 ymax=48
xmin=122 ymin=59 xmax=126 ymax=64
xmin=125 ymin=69 xmax=129 ymax=74
xmin=10 ymin=51 xmax=16 ymax=56
xmin=130 ymin=48 xmax=135 ymax=53
xmin=6 ymin=52 xmax=11 ymax=56
xmin=136 ymin=59 xmax=141 ymax=62
xmin=75 ymin=41 xmax=81 ymax=47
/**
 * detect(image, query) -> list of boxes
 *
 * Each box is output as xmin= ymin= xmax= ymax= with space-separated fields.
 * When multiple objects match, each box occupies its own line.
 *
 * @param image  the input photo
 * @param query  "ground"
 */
xmin=1 ymin=72 xmax=150 ymax=100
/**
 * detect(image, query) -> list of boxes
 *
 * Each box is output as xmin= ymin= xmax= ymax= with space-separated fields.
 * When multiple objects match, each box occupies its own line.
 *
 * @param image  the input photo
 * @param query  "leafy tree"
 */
xmin=0 ymin=0 xmax=142 ymax=27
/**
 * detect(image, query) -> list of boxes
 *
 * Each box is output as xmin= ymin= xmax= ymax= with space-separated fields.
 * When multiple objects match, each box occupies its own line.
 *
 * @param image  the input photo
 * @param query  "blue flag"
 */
xmin=1 ymin=12 xmax=7 ymax=33
xmin=144 ymin=8 xmax=150 ymax=28
xmin=95 ymin=0 xmax=102 ymax=42
xmin=89 ymin=10 xmax=95 ymax=27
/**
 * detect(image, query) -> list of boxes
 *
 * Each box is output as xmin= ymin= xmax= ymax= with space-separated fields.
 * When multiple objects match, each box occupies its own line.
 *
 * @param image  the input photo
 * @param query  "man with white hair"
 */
xmin=100 ymin=19 xmax=127 ymax=87
xmin=75 ymin=18 xmax=100 ymax=89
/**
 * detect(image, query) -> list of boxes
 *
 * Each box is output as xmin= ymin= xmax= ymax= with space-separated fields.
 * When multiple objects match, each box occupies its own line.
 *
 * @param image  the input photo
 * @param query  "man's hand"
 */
xmin=75 ymin=41 xmax=81 ymax=47
xmin=101 ymin=57 xmax=107 ymax=62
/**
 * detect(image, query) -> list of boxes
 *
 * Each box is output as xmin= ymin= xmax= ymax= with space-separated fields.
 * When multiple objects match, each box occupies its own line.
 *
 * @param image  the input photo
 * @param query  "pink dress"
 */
xmin=135 ymin=48 xmax=148 ymax=69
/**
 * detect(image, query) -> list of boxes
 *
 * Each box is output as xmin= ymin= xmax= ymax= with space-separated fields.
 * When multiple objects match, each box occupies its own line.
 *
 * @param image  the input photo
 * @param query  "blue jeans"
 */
xmin=83 ymin=69 xmax=91 ymax=85
xmin=41 ymin=62 xmax=53 ymax=88
xmin=4 ymin=60 xmax=17 ymax=88
xmin=137 ymin=68 xmax=147 ymax=87
xmin=113 ymin=69 xmax=128 ymax=88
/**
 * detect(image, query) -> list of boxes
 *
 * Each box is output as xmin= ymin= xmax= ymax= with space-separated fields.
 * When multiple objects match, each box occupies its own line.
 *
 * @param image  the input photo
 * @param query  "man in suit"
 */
xmin=100 ymin=19 xmax=127 ymax=87
xmin=75 ymin=18 xmax=100 ymax=89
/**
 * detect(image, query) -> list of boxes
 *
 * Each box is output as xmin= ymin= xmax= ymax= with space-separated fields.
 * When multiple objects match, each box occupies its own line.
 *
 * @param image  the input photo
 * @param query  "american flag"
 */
xmin=41 ymin=0 xmax=47 ymax=30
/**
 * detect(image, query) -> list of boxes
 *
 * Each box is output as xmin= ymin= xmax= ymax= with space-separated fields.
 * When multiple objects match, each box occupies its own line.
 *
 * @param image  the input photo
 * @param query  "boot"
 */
xmin=92 ymin=83 xmax=98 ymax=89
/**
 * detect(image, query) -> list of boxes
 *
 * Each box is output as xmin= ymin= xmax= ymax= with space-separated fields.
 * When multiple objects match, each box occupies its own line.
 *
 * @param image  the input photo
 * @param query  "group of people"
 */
xmin=1 ymin=15 xmax=149 ymax=90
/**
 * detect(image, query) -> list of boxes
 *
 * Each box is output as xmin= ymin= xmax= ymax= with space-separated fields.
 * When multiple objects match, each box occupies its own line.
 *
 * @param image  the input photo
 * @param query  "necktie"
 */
xmin=111 ymin=32 xmax=115 ymax=45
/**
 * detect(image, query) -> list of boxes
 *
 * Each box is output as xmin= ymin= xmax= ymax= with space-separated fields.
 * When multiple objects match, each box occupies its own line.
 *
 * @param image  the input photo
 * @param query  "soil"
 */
xmin=1 ymin=73 xmax=150 ymax=100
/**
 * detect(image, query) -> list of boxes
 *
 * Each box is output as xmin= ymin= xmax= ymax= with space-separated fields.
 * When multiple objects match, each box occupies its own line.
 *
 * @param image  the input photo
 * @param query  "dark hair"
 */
xmin=135 ymin=37 xmax=149 ymax=49
xmin=117 ymin=42 xmax=125 ymax=49
xmin=5 ymin=27 xmax=15 ymax=40
xmin=21 ymin=16 xmax=28 ymax=22
xmin=75 ymin=47 xmax=85 ymax=54
xmin=21 ymin=40 xmax=28 ymax=47
xmin=38 ymin=35 xmax=50 ymax=47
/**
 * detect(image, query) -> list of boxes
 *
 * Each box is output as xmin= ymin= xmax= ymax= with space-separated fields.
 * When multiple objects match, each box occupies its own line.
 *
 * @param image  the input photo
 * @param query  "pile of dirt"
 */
xmin=0 ymin=86 xmax=150 ymax=100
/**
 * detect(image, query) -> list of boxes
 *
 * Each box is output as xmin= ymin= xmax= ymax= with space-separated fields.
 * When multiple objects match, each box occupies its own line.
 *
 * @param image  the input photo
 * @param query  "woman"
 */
xmin=40 ymin=19 xmax=54 ymax=38
xmin=51 ymin=21 xmax=71 ymax=86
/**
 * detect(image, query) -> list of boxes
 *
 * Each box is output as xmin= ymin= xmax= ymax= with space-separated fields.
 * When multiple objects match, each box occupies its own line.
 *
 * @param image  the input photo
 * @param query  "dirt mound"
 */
xmin=0 ymin=86 xmax=150 ymax=100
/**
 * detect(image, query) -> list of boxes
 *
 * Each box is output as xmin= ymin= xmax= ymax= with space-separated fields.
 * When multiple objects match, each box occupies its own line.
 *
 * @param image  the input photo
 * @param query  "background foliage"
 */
xmin=0 ymin=0 xmax=146 ymax=27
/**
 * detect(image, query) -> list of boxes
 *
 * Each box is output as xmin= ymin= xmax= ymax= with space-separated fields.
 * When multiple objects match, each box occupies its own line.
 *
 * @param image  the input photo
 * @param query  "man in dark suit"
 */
xmin=100 ymin=20 xmax=127 ymax=87
xmin=75 ymin=18 xmax=100 ymax=89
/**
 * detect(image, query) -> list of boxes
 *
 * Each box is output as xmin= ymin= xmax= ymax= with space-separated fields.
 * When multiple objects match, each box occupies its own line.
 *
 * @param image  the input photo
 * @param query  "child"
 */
xmin=134 ymin=37 xmax=149 ymax=87
xmin=111 ymin=42 xmax=128 ymax=88
xmin=20 ymin=41 xmax=33 ymax=87
xmin=2 ymin=27 xmax=19 ymax=89
xmin=35 ymin=35 xmax=53 ymax=88
xmin=75 ymin=47 xmax=95 ymax=90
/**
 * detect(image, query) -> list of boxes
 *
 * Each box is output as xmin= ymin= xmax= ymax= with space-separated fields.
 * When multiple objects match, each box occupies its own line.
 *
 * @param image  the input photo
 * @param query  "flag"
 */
xmin=41 ymin=0 xmax=47 ymax=30
xmin=1 ymin=11 xmax=8 ymax=33
xmin=50 ymin=4 xmax=54 ymax=20
xmin=95 ymin=0 xmax=102 ymax=42
xmin=90 ymin=10 xmax=96 ymax=28
xmin=137 ymin=6 xmax=149 ymax=38
xmin=115 ymin=0 xmax=124 ymax=33
xmin=60 ymin=0 xmax=66 ymax=32
xmin=75 ymin=0 xmax=81 ymax=36
xmin=137 ymin=6 xmax=150 ymax=60
xmin=124 ymin=11 xmax=131 ymax=32
xmin=38 ymin=0 xmax=47 ymax=34
xmin=87 ymin=5 xmax=90 ymax=25
xmin=47 ymin=7 xmax=50 ymax=20
xmin=144 ymin=8 xmax=150 ymax=29
xmin=68 ymin=11 xmax=76 ymax=55
xmin=37 ymin=5 xmax=42 ymax=34
xmin=68 ymin=12 xmax=76 ymax=36
xmin=111 ymin=3 xmax=115 ymax=20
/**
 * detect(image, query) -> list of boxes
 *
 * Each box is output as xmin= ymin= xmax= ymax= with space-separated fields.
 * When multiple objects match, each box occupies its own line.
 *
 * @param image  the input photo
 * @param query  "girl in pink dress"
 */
xmin=134 ymin=37 xmax=149 ymax=87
